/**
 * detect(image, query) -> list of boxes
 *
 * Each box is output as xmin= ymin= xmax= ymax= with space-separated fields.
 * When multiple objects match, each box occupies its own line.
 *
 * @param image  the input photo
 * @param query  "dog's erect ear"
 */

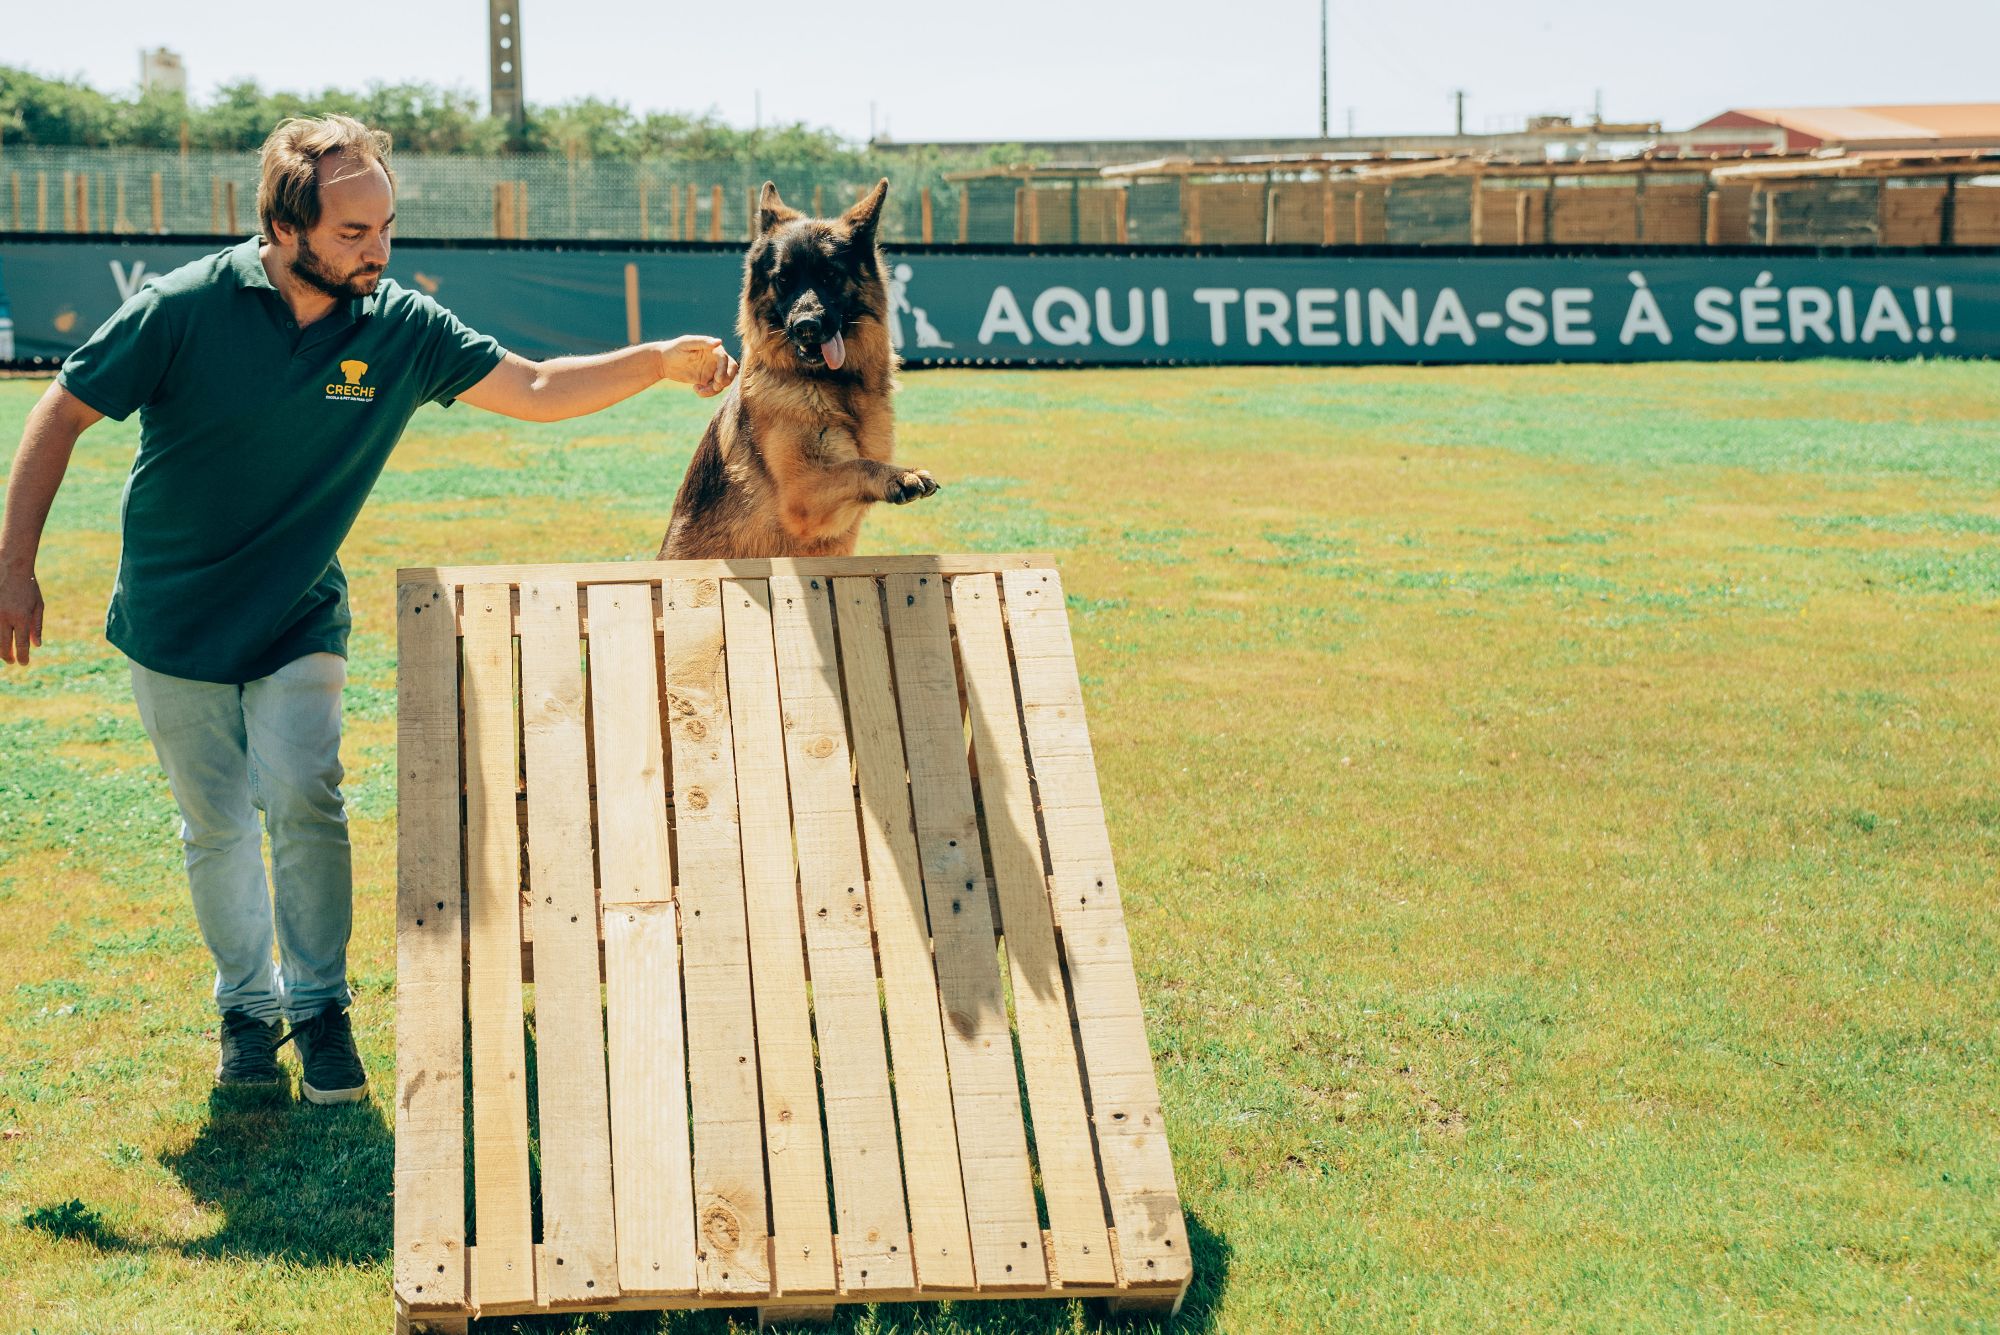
xmin=841 ymin=178 xmax=889 ymax=238
xmin=759 ymin=181 xmax=802 ymax=234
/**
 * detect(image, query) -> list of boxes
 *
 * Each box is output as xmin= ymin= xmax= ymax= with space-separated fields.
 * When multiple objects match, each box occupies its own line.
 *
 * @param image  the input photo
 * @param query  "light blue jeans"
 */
xmin=128 ymin=652 xmax=355 ymax=1024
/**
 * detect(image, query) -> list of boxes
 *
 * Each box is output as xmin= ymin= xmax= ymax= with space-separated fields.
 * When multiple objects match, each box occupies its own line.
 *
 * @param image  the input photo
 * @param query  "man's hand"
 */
xmin=1 ymin=381 xmax=98 ymax=667
xmin=660 ymin=336 xmax=739 ymax=398
xmin=0 ymin=567 xmax=44 ymax=666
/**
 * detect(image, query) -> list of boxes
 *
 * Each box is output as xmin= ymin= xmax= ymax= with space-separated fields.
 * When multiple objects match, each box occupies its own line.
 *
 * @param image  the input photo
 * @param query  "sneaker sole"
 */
xmin=302 ymin=1080 xmax=368 ymax=1105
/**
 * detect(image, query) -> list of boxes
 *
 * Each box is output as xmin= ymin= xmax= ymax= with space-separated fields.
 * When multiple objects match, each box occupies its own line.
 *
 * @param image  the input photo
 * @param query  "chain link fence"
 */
xmin=2 ymin=145 xmax=1996 ymax=247
xmin=0 ymin=144 xmax=963 ymax=243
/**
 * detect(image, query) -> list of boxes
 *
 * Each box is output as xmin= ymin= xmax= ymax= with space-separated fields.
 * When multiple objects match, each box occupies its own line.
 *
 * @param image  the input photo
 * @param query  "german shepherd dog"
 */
xmin=657 ymin=179 xmax=938 ymax=559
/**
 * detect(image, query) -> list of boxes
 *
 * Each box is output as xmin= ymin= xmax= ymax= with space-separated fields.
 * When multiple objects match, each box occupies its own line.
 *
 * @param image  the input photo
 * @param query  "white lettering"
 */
xmin=1031 ymin=287 xmax=1092 ymax=346
xmin=1617 ymin=274 xmax=1672 ymax=346
xmin=977 ymin=286 xmax=1032 ymax=345
xmin=110 ymin=260 xmax=150 ymax=302
xmin=1094 ymin=288 xmax=1146 ymax=347
xmin=1423 ymin=288 xmax=1476 ymax=346
xmin=1786 ymin=287 xmax=1835 ymax=343
xmin=1552 ymin=288 xmax=1596 ymax=345
xmin=1860 ymin=286 xmax=1913 ymax=343
xmin=1297 ymin=288 xmax=1340 ymax=346
xmin=1694 ymin=288 xmax=1738 ymax=344
xmin=1193 ymin=288 xmax=1240 ymax=346
xmin=1368 ymin=288 xmax=1419 ymax=346
xmin=1504 ymin=289 xmax=1548 ymax=346
xmin=1740 ymin=273 xmax=1783 ymax=344
xmin=1244 ymin=288 xmax=1292 ymax=347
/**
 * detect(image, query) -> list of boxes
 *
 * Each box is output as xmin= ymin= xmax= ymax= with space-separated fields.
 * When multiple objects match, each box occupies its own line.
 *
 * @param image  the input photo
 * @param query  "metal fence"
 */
xmin=0 ymin=145 xmax=962 ymax=243
xmin=3 ymin=145 xmax=1997 ymax=248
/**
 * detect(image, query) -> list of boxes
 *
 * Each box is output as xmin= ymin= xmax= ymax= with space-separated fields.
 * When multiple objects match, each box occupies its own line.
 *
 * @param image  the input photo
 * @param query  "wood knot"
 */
xmin=805 ymin=735 xmax=836 ymax=759
xmin=700 ymin=1202 xmax=742 ymax=1252
xmin=685 ymin=787 xmax=709 ymax=810
xmin=683 ymin=717 xmax=707 ymax=740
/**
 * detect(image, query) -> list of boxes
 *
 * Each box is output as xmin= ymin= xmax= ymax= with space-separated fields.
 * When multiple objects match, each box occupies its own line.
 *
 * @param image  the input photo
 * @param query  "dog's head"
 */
xmin=740 ymin=179 xmax=889 ymax=374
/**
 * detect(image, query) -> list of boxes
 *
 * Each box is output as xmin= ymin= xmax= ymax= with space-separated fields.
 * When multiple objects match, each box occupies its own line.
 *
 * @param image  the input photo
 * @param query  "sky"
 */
xmin=12 ymin=1 xmax=1999 ymax=146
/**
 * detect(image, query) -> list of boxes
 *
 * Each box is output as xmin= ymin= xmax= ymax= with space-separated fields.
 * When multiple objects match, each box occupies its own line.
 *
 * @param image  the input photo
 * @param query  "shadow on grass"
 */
xmin=157 ymin=1088 xmax=395 ymax=1263
xmin=19 ymin=1197 xmax=133 ymax=1251
xmin=19 ymin=1086 xmax=393 ymax=1268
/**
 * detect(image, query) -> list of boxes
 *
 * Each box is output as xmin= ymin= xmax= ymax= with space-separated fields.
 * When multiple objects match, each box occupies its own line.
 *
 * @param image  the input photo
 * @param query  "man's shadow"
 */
xmin=159 ymin=1087 xmax=394 ymax=1263
xmin=22 ymin=1087 xmax=394 ymax=1264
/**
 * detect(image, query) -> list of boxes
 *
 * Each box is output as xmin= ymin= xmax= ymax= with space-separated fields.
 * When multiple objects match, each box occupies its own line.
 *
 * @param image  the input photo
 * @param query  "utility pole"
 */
xmin=1346 ymin=106 xmax=1355 ymax=137
xmin=1453 ymin=88 xmax=1466 ymax=137
xmin=488 ymin=0 xmax=525 ymax=147
xmin=1319 ymin=0 xmax=1329 ymax=138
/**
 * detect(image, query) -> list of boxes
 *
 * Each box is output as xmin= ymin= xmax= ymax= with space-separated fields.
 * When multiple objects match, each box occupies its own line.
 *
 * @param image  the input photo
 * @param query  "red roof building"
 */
xmin=1692 ymin=104 xmax=2000 ymax=154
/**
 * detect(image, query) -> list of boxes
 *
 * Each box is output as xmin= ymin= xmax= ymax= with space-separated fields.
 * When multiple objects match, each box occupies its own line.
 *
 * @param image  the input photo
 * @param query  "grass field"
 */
xmin=1 ymin=360 xmax=1996 ymax=1333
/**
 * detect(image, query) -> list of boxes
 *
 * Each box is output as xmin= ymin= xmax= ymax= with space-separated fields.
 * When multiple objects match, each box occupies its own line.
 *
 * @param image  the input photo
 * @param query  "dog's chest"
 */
xmin=796 ymin=382 xmax=866 ymax=460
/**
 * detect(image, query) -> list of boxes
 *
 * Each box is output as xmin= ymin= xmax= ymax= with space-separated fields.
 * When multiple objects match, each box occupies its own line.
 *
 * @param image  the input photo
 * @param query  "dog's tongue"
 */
xmin=821 ymin=330 xmax=846 ymax=370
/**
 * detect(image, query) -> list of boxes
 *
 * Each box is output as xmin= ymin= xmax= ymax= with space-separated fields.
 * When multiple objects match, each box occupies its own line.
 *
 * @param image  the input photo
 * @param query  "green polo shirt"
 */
xmin=57 ymin=238 xmax=506 ymax=684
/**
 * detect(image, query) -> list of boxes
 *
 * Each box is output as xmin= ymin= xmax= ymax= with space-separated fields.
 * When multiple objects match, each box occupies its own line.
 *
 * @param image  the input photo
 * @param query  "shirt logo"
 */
xmin=326 ymin=359 xmax=377 ymax=403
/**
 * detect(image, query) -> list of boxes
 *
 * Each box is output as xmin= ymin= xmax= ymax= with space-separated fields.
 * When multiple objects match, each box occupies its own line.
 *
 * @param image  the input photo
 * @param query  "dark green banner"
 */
xmin=5 ymin=237 xmax=1994 ymax=366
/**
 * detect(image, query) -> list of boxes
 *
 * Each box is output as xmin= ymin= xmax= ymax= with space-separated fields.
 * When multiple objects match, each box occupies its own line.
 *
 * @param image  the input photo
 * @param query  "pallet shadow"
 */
xmin=456 ymin=1209 xmax=1230 ymax=1334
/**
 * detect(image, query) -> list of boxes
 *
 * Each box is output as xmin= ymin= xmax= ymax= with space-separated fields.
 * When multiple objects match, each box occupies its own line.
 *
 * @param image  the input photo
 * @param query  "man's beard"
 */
xmin=290 ymin=234 xmax=384 ymax=300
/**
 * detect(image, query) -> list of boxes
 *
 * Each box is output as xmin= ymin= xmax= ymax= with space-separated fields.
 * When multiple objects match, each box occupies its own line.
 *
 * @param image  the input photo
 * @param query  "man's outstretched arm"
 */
xmin=459 ymin=335 xmax=739 ymax=423
xmin=0 ymin=382 xmax=104 ymax=666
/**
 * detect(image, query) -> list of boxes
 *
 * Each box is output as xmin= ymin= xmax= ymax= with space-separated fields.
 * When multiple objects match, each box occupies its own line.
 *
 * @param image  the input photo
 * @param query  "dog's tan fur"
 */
xmin=657 ymin=180 xmax=936 ymax=560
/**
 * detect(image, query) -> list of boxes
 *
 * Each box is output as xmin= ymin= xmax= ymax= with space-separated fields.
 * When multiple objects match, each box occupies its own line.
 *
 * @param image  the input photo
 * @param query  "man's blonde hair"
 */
xmin=257 ymin=114 xmax=396 ymax=238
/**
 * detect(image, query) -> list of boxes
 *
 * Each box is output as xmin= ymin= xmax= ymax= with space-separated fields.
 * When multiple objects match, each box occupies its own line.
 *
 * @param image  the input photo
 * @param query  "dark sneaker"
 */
xmin=217 ymin=1010 xmax=285 ymax=1088
xmin=282 ymin=1003 xmax=368 ymax=1105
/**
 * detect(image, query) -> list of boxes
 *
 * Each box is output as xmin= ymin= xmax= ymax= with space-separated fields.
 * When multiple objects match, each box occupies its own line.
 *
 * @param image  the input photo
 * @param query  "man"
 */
xmin=0 ymin=115 xmax=737 ymax=1104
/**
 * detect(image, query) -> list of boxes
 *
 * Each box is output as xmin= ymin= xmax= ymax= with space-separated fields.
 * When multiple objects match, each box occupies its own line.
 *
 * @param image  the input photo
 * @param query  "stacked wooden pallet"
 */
xmin=1879 ymin=183 xmax=1947 ymax=245
xmin=1756 ymin=181 xmax=1880 ymax=246
xmin=393 ymin=555 xmax=1192 ymax=1333
xmin=1638 ymin=183 xmax=1706 ymax=245
xmin=1383 ymin=178 xmax=1474 ymax=245
xmin=1549 ymin=182 xmax=1640 ymax=244
xmin=1475 ymin=185 xmax=1546 ymax=245
xmin=1952 ymin=183 xmax=2000 ymax=244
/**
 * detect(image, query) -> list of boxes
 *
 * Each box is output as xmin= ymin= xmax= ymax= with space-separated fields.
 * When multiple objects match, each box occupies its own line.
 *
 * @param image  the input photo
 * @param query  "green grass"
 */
xmin=2 ymin=360 xmax=1997 ymax=1332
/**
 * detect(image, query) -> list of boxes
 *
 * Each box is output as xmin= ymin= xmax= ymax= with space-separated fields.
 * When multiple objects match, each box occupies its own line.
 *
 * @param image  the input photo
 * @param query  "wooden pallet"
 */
xmin=392 ymin=554 xmax=1191 ymax=1332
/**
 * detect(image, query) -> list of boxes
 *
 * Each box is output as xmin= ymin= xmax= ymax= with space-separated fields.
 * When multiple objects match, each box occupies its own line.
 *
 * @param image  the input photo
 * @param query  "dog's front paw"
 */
xmin=885 ymin=469 xmax=939 ymax=505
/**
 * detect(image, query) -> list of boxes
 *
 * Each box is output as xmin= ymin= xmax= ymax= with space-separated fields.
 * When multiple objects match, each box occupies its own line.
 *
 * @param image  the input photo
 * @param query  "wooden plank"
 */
xmin=949 ymin=574 xmax=1114 ymax=1286
xmin=402 ymin=553 xmax=1054 ymax=589
xmin=999 ymin=569 xmax=1191 ymax=1289
xmin=393 ymin=579 xmax=467 ymax=1311
xmin=585 ymin=585 xmax=696 ymax=1295
xmin=661 ymin=576 xmax=772 ymax=1296
xmin=601 ymin=902 xmax=694 ymax=1293
xmin=450 ymin=1244 xmax=1165 ymax=1319
xmin=882 ymin=571 xmax=1047 ymax=1290
xmin=518 ymin=580 xmax=621 ymax=1302
xmin=586 ymin=585 xmax=675 ymax=908
xmin=718 ymin=579 xmax=838 ymax=1296
xmin=766 ymin=575 xmax=915 ymax=1292
xmin=830 ymin=576 xmax=977 ymax=1291
xmin=461 ymin=585 xmax=535 ymax=1308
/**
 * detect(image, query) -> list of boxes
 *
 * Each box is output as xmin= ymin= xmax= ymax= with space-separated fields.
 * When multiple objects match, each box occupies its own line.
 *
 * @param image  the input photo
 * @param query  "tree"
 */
xmin=530 ymin=97 xmax=638 ymax=159
xmin=0 ymin=67 xmax=122 ymax=146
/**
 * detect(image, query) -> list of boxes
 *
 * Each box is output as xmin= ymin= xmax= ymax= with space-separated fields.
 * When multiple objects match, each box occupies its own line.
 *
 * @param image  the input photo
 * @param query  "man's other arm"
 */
xmin=0 ymin=383 xmax=105 ymax=666
xmin=458 ymin=336 xmax=739 ymax=423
